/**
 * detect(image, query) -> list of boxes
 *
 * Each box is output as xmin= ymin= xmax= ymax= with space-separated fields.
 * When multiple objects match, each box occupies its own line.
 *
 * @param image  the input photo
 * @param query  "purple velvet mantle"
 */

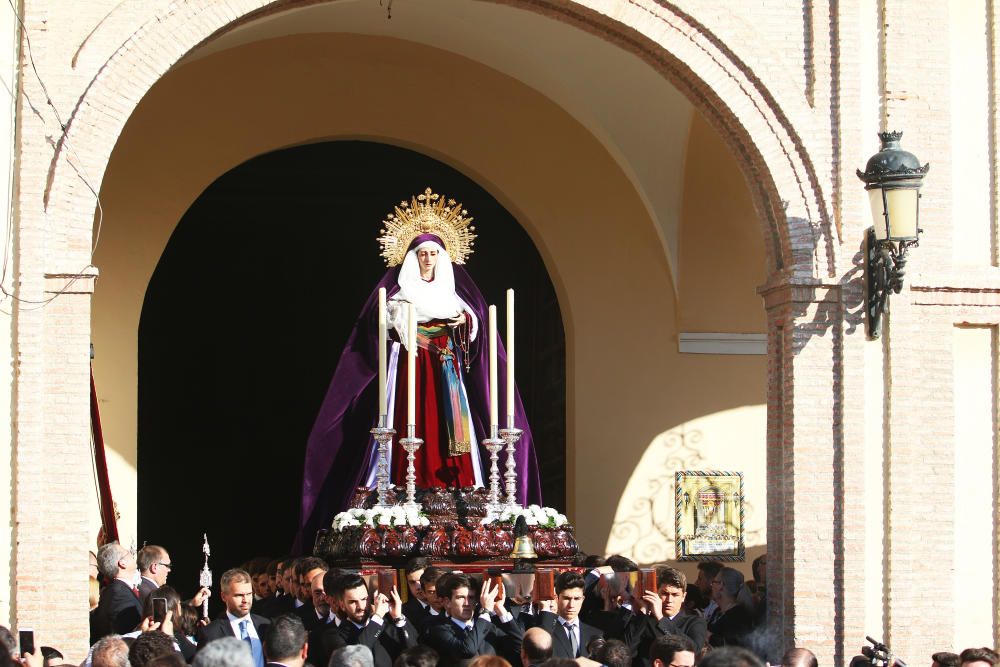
xmin=294 ymin=262 xmax=542 ymax=552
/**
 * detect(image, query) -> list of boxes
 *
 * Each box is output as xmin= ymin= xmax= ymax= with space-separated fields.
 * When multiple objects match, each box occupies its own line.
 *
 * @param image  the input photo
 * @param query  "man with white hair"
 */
xmin=91 ymin=635 xmax=130 ymax=667
xmin=92 ymin=542 xmax=142 ymax=642
xmin=328 ymin=646 xmax=374 ymax=667
xmin=193 ymin=638 xmax=254 ymax=667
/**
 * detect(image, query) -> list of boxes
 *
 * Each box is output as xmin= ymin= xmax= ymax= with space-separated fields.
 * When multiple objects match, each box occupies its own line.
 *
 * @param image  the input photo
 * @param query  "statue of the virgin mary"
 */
xmin=295 ymin=189 xmax=542 ymax=549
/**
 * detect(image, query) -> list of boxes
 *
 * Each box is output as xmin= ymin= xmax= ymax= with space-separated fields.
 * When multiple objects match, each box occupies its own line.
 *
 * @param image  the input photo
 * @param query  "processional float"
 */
xmin=313 ymin=189 xmax=577 ymax=568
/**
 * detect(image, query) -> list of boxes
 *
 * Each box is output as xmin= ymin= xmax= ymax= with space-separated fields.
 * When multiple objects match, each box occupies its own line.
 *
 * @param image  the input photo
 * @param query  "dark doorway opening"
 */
xmin=138 ymin=141 xmax=565 ymax=595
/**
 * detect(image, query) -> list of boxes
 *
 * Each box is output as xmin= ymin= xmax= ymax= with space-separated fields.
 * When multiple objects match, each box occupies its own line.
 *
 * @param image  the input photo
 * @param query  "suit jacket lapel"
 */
xmin=553 ymin=623 xmax=573 ymax=657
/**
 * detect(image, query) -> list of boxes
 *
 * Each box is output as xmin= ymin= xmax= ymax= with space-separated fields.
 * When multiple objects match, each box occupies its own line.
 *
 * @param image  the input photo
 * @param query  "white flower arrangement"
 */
xmin=480 ymin=504 xmax=568 ymax=529
xmin=331 ymin=505 xmax=430 ymax=532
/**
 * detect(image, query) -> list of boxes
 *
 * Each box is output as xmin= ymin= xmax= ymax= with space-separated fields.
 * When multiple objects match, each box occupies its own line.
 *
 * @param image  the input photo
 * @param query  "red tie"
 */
xmin=132 ymin=587 xmax=140 ymax=599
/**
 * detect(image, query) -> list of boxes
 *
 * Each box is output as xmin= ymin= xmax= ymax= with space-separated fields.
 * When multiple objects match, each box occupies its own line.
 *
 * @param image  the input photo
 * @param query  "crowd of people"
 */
xmin=4 ymin=543 xmax=989 ymax=667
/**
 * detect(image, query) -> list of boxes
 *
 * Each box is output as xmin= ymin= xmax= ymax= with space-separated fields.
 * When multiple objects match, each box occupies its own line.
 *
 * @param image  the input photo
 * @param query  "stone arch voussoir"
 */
xmin=49 ymin=0 xmax=834 ymax=293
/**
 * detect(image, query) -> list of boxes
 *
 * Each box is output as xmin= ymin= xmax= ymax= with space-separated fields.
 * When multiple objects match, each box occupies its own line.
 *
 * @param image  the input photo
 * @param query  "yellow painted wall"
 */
xmin=92 ymin=32 xmax=768 ymax=558
xmin=605 ymin=112 xmax=768 ymax=575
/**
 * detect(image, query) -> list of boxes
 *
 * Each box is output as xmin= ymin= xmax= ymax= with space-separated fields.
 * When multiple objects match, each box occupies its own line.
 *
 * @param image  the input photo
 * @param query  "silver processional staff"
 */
xmin=199 ymin=533 xmax=212 ymax=619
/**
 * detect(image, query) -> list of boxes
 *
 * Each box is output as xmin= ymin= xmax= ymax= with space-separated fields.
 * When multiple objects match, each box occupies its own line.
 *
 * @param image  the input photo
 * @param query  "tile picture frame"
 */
xmin=675 ymin=470 xmax=745 ymax=561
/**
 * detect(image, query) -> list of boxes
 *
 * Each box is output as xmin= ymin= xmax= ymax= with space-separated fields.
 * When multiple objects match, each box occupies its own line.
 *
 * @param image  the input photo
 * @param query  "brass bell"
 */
xmin=510 ymin=534 xmax=538 ymax=560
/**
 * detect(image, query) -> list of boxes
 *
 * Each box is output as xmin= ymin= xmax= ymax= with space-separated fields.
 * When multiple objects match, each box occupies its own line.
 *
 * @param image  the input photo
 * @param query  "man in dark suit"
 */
xmin=292 ymin=558 xmax=328 ymax=631
xmin=263 ymin=614 xmax=308 ymax=667
xmin=91 ymin=541 xmax=143 ymax=642
xmin=641 ymin=568 xmax=707 ymax=653
xmin=198 ymin=568 xmax=272 ymax=667
xmin=136 ymin=545 xmax=172 ymax=606
xmin=405 ymin=565 xmax=445 ymax=633
xmin=533 ymin=571 xmax=603 ymax=659
xmin=401 ymin=557 xmax=432 ymax=624
xmin=306 ymin=570 xmax=347 ymax=667
xmin=332 ymin=573 xmax=416 ymax=667
xmin=256 ymin=560 xmax=294 ymax=618
xmin=423 ymin=572 xmax=524 ymax=667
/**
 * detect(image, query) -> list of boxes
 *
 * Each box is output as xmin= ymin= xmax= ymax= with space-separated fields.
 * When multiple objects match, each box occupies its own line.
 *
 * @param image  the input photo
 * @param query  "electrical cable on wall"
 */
xmin=0 ymin=0 xmax=105 ymax=310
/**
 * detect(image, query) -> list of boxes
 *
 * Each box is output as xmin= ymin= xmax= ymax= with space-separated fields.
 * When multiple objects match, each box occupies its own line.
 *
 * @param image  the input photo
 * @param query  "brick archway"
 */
xmin=17 ymin=0 xmax=844 ymax=659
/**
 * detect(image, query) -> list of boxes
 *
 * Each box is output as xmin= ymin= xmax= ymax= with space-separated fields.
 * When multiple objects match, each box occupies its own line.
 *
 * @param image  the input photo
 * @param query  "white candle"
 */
xmin=489 ymin=305 xmax=498 ymax=427
xmin=506 ymin=289 xmax=514 ymax=422
xmin=378 ymin=288 xmax=387 ymax=418
xmin=407 ymin=303 xmax=416 ymax=426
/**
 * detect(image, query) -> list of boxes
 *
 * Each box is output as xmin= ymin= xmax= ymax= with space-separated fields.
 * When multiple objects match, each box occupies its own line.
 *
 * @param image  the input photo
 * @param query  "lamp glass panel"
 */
xmin=884 ymin=188 xmax=919 ymax=239
xmin=868 ymin=189 xmax=889 ymax=239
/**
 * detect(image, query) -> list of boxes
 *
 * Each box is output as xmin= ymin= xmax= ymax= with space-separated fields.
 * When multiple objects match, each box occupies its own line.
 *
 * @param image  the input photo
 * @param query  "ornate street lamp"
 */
xmin=856 ymin=131 xmax=929 ymax=339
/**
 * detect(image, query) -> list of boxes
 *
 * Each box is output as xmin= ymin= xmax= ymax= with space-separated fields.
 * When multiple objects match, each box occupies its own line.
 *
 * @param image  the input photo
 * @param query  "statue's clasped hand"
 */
xmin=447 ymin=313 xmax=467 ymax=328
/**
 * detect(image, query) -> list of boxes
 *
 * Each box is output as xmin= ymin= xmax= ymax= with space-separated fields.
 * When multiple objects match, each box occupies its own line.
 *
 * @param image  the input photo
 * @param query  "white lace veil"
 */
xmin=393 ymin=240 xmax=464 ymax=321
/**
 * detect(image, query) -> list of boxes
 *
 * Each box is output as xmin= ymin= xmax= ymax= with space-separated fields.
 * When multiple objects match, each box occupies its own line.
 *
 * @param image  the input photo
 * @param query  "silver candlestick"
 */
xmin=482 ymin=424 xmax=504 ymax=514
xmin=500 ymin=417 xmax=523 ymax=511
xmin=399 ymin=424 xmax=423 ymax=511
xmin=371 ymin=415 xmax=396 ymax=509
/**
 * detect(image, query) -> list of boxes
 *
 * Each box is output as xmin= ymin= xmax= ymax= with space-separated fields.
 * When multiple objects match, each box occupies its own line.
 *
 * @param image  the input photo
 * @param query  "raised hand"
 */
xmin=642 ymin=590 xmax=663 ymax=620
xmin=388 ymin=586 xmax=404 ymax=620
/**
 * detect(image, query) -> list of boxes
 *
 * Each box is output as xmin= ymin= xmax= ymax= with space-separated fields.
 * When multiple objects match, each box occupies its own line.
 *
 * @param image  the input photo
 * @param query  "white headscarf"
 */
xmin=393 ymin=240 xmax=464 ymax=321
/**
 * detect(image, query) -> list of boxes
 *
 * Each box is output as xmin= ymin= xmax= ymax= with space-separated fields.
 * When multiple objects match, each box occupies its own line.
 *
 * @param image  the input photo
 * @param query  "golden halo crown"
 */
xmin=377 ymin=187 xmax=476 ymax=267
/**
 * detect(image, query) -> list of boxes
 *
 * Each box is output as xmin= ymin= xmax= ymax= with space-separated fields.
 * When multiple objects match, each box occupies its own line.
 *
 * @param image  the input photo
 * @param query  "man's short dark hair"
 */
xmin=147 ymin=654 xmax=186 ymax=667
xmin=698 ymin=647 xmax=764 ymax=667
xmin=436 ymin=573 xmax=471 ymax=600
xmin=539 ymin=659 xmax=578 ymax=667
xmin=960 ymin=648 xmax=999 ymax=667
xmin=323 ymin=568 xmax=347 ymax=594
xmin=392 ymin=645 xmax=438 ymax=667
xmin=331 ymin=573 xmax=367 ymax=599
xmin=419 ymin=567 xmax=446 ymax=587
xmin=405 ymin=557 xmax=432 ymax=573
xmin=933 ymin=653 xmax=960 ymax=667
xmin=697 ymin=562 xmax=724 ymax=579
xmin=554 ymin=571 xmax=585 ymax=594
xmin=41 ymin=646 xmax=64 ymax=667
xmin=782 ymin=648 xmax=818 ymax=667
xmin=265 ymin=614 xmax=307 ymax=662
xmin=92 ymin=636 xmax=130 ymax=667
xmin=650 ymin=634 xmax=696 ymax=664
xmin=656 ymin=567 xmax=687 ymax=590
xmin=605 ymin=555 xmax=639 ymax=572
xmin=296 ymin=557 xmax=327 ymax=577
xmin=596 ymin=639 xmax=632 ymax=667
xmin=128 ymin=632 xmax=175 ymax=667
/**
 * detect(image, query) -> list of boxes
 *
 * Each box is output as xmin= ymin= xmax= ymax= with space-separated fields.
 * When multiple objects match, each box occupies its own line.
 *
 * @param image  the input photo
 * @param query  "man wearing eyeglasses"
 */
xmin=137 ymin=545 xmax=172 ymax=605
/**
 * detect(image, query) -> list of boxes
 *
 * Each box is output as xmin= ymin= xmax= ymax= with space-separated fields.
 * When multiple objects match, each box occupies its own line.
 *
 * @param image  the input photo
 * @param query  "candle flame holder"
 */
xmin=370 ymin=418 xmax=396 ymax=510
xmin=399 ymin=424 xmax=423 ymax=512
xmin=499 ymin=423 xmax=523 ymax=512
xmin=483 ymin=424 xmax=504 ymax=514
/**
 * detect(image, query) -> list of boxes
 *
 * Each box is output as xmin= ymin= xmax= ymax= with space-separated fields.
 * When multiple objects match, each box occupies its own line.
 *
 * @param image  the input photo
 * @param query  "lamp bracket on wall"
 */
xmin=865 ymin=227 xmax=920 ymax=339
